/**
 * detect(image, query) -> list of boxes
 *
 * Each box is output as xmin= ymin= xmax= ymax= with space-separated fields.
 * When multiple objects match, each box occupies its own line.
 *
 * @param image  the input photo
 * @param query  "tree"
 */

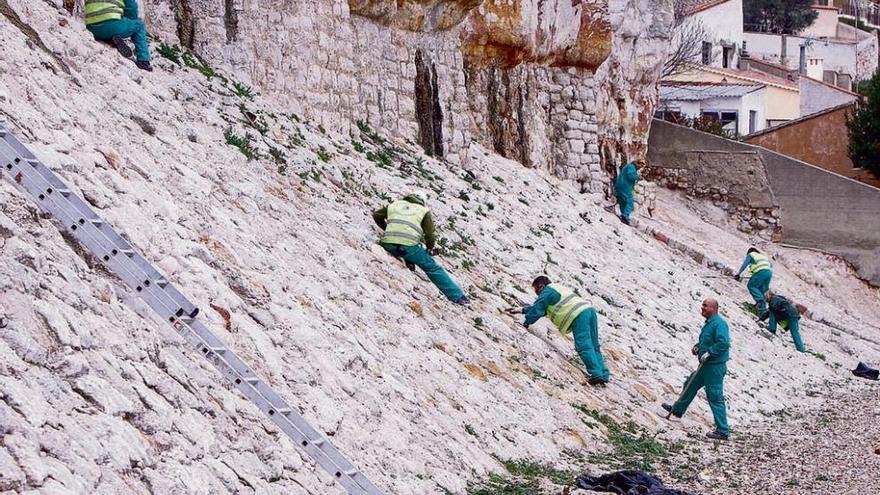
xmin=743 ymin=0 xmax=818 ymax=34
xmin=847 ymin=74 xmax=880 ymax=178
xmin=663 ymin=0 xmax=712 ymax=78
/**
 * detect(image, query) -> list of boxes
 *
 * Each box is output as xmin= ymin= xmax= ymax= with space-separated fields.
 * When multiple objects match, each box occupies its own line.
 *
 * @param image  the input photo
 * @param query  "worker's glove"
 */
xmin=691 ymin=346 xmax=700 ymax=356
xmin=758 ymin=311 xmax=770 ymax=322
xmin=733 ymin=274 xmax=741 ymax=282
xmin=504 ymin=306 xmax=526 ymax=315
xmin=405 ymin=261 xmax=416 ymax=271
xmin=429 ymin=247 xmax=441 ymax=256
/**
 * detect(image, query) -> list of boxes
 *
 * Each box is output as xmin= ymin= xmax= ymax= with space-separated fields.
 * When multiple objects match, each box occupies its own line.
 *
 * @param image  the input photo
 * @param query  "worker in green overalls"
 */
xmin=514 ymin=276 xmax=610 ymax=386
xmin=735 ymin=247 xmax=773 ymax=316
xmin=661 ymin=298 xmax=730 ymax=441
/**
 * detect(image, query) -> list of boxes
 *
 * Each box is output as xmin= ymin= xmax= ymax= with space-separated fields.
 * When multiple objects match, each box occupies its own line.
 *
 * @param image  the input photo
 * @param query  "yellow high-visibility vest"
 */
xmin=547 ymin=284 xmax=590 ymax=335
xmin=748 ymin=252 xmax=772 ymax=275
xmin=381 ymin=200 xmax=428 ymax=247
xmin=85 ymin=0 xmax=125 ymax=26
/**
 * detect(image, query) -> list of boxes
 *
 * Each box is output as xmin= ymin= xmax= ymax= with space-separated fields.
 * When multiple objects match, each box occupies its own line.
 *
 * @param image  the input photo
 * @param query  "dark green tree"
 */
xmin=743 ymin=0 xmax=818 ymax=34
xmin=847 ymin=74 xmax=880 ymax=178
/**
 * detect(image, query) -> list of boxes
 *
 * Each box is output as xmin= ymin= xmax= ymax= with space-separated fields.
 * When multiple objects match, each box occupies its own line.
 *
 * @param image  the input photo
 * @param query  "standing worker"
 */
xmin=613 ymin=159 xmax=642 ymax=225
xmin=373 ymin=191 xmax=470 ymax=306
xmin=85 ymin=0 xmax=153 ymax=71
xmin=661 ymin=298 xmax=730 ymax=441
xmin=734 ymin=247 xmax=773 ymax=317
xmin=760 ymin=290 xmax=805 ymax=352
xmin=512 ymin=276 xmax=610 ymax=386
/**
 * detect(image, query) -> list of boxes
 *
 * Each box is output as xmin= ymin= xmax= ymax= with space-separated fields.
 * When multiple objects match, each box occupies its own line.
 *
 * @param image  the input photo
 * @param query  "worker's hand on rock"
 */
xmin=758 ymin=311 xmax=769 ymax=322
xmin=504 ymin=306 xmax=525 ymax=315
xmin=734 ymin=274 xmax=741 ymax=282
xmin=429 ymin=247 xmax=441 ymax=256
xmin=691 ymin=346 xmax=699 ymax=356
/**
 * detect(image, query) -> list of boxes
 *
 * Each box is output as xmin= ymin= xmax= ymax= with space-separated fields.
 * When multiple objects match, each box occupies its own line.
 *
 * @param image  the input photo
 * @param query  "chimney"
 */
xmin=780 ymin=34 xmax=787 ymax=65
xmin=798 ymin=44 xmax=806 ymax=75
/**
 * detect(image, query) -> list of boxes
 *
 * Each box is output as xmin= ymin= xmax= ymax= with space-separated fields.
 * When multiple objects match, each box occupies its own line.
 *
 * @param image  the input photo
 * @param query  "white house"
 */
xmin=742 ymin=5 xmax=879 ymax=90
xmin=680 ymin=0 xmax=745 ymax=69
xmin=656 ymin=82 xmax=768 ymax=136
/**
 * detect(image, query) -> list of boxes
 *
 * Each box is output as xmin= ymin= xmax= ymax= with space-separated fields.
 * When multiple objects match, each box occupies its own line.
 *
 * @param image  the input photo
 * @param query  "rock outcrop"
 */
xmin=137 ymin=0 xmax=671 ymax=191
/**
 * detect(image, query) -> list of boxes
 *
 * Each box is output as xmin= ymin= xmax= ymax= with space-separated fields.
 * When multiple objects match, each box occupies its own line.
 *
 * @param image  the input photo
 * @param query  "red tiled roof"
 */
xmin=700 ymin=66 xmax=800 ymax=89
xmin=801 ymin=75 xmax=862 ymax=97
xmin=682 ymin=0 xmax=731 ymax=15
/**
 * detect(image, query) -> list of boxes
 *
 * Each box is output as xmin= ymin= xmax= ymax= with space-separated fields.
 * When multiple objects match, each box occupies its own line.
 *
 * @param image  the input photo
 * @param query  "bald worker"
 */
xmin=661 ymin=298 xmax=731 ymax=441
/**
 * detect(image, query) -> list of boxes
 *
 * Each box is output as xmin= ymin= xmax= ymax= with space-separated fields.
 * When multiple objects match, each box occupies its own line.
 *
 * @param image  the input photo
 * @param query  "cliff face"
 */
xmin=140 ymin=0 xmax=670 ymax=192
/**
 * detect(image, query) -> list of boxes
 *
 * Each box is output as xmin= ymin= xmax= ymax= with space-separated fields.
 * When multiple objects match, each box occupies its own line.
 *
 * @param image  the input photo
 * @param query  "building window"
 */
xmin=702 ymin=42 xmax=712 ymax=65
xmin=749 ymin=110 xmax=757 ymax=134
xmin=722 ymin=46 xmax=732 ymax=68
xmin=838 ymin=74 xmax=853 ymax=91
xmin=701 ymin=111 xmax=738 ymax=135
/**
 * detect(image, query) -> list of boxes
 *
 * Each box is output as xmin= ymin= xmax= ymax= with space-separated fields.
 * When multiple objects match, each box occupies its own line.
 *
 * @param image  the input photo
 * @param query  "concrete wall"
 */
xmin=745 ymin=104 xmax=880 ymax=188
xmin=647 ymin=119 xmax=880 ymax=286
xmin=802 ymin=6 xmax=840 ymax=38
xmin=646 ymin=119 xmax=779 ymax=235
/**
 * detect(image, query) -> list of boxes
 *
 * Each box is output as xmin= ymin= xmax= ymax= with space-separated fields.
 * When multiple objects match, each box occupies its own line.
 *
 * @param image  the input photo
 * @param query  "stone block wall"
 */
xmin=645 ymin=136 xmax=780 ymax=237
xmin=139 ymin=0 xmax=672 ymax=192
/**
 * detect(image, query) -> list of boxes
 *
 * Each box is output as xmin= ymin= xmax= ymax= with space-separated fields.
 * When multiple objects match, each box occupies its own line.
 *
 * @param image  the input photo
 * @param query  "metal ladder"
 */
xmin=0 ymin=125 xmax=384 ymax=495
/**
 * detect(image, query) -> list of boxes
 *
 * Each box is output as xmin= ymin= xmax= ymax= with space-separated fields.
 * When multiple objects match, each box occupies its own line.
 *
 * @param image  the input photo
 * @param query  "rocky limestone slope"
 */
xmin=1 ymin=3 xmax=880 ymax=494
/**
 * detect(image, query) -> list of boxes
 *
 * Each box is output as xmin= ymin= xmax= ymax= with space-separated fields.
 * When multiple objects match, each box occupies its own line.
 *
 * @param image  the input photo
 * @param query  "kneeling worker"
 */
xmin=760 ymin=290 xmax=805 ymax=352
xmin=513 ymin=276 xmax=610 ymax=386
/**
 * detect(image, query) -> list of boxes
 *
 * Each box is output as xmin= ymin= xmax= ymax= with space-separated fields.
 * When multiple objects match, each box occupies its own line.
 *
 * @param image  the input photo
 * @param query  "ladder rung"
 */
xmin=312 ymin=438 xmax=325 ymax=447
xmin=276 ymin=407 xmax=291 ymax=414
xmin=181 ymin=316 xmax=195 ymax=325
xmin=345 ymin=469 xmax=358 ymax=476
xmin=210 ymin=346 xmax=227 ymax=354
xmin=156 ymin=278 xmax=169 ymax=288
xmin=121 ymin=249 xmax=135 ymax=257
xmin=27 ymin=158 xmax=39 ymax=167
xmin=244 ymin=376 xmax=260 ymax=384
xmin=89 ymin=218 xmax=102 ymax=225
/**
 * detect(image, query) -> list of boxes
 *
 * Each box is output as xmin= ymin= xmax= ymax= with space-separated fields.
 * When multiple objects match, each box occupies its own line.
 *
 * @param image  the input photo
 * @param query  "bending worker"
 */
xmin=662 ymin=298 xmax=730 ymax=441
xmin=373 ymin=192 xmax=469 ymax=306
xmin=85 ymin=0 xmax=153 ymax=71
xmin=513 ymin=276 xmax=609 ymax=386
xmin=613 ymin=159 xmax=642 ymax=225
xmin=760 ymin=290 xmax=805 ymax=352
xmin=734 ymin=247 xmax=773 ymax=316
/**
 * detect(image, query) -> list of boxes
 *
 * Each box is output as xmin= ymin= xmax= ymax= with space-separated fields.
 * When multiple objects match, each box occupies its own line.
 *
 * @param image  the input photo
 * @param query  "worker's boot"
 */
xmin=705 ymin=430 xmax=729 ymax=441
xmin=661 ymin=403 xmax=681 ymax=418
xmin=111 ymin=35 xmax=133 ymax=58
xmin=588 ymin=377 xmax=608 ymax=387
xmin=455 ymin=296 xmax=470 ymax=306
xmin=135 ymin=60 xmax=154 ymax=72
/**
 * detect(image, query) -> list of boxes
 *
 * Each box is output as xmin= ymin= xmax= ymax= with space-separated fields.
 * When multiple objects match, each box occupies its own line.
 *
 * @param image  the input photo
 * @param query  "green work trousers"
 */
xmin=672 ymin=362 xmax=729 ymax=436
xmin=778 ymin=318 xmax=805 ymax=352
xmin=748 ymin=269 xmax=772 ymax=314
xmin=87 ymin=0 xmax=151 ymax=61
xmin=616 ymin=193 xmax=634 ymax=223
xmin=382 ymin=243 xmax=464 ymax=302
xmin=571 ymin=308 xmax=610 ymax=381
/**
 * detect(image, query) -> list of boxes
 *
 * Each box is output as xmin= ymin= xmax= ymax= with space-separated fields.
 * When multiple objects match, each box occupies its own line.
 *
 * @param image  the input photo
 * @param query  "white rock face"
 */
xmin=1 ymin=2 xmax=880 ymax=494
xmin=134 ymin=0 xmax=672 ymax=191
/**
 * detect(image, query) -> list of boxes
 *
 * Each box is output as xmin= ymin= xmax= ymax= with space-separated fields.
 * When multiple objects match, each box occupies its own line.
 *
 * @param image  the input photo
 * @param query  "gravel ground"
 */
xmin=660 ymin=382 xmax=880 ymax=494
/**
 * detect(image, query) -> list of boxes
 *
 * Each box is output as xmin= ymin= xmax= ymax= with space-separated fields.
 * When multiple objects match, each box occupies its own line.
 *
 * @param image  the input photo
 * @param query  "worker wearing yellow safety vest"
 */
xmin=515 ymin=276 xmax=610 ymax=386
xmin=373 ymin=191 xmax=469 ymax=305
xmin=85 ymin=0 xmax=153 ymax=71
xmin=734 ymin=247 xmax=773 ymax=316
